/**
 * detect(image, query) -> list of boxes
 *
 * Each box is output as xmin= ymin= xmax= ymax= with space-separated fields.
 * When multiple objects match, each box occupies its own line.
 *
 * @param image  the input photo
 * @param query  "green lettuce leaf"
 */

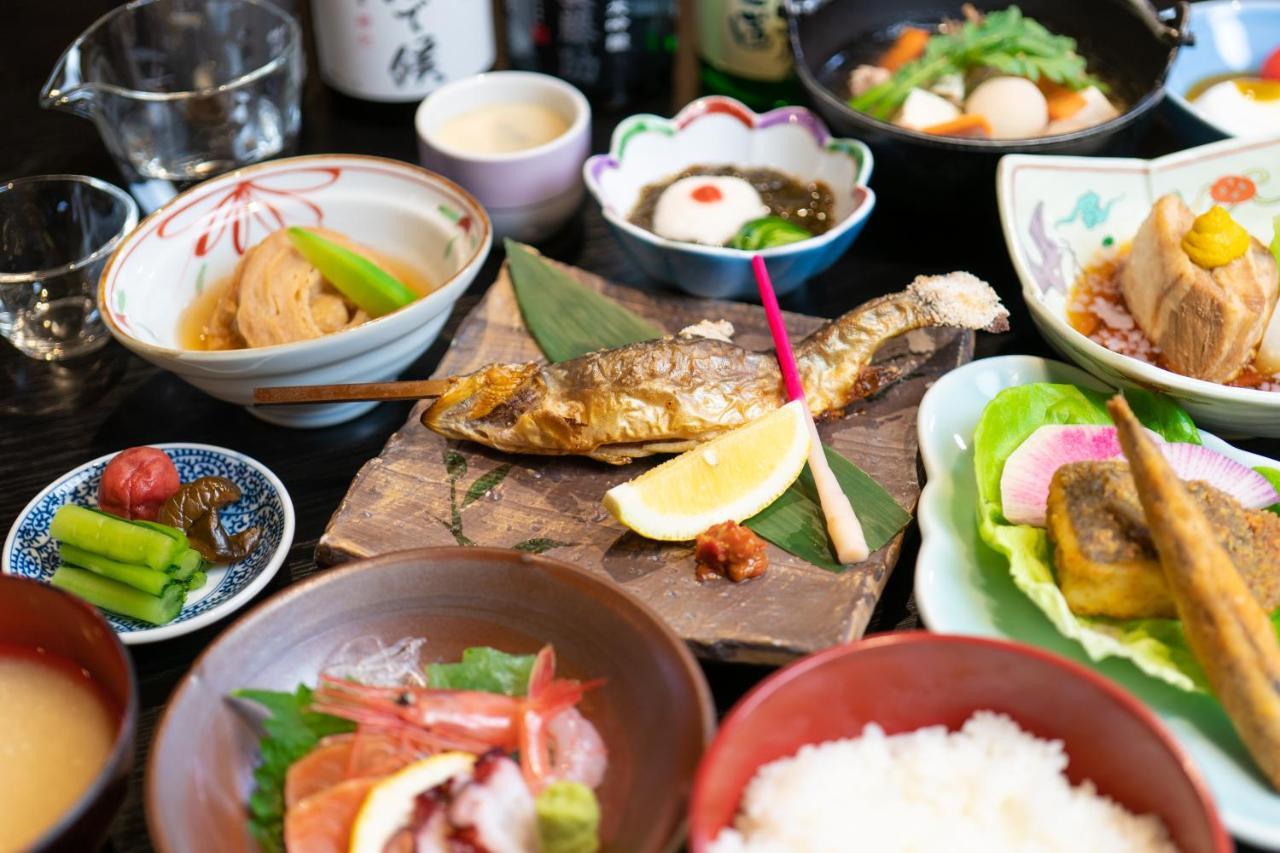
xmin=1257 ymin=466 xmax=1280 ymax=516
xmin=973 ymin=383 xmax=1213 ymax=692
xmin=426 ymin=646 xmax=536 ymax=696
xmin=231 ymin=686 xmax=355 ymax=852
xmin=1120 ymin=387 xmax=1201 ymax=445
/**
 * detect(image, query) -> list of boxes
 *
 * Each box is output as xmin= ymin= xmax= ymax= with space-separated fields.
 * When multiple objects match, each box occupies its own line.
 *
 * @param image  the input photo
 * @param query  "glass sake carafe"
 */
xmin=40 ymin=0 xmax=305 ymax=212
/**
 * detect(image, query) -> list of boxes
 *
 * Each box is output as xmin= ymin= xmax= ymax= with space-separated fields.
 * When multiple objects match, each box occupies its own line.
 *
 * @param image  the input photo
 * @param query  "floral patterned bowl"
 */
xmin=584 ymin=96 xmax=875 ymax=300
xmin=997 ymin=136 xmax=1280 ymax=438
xmin=99 ymin=154 xmax=491 ymax=428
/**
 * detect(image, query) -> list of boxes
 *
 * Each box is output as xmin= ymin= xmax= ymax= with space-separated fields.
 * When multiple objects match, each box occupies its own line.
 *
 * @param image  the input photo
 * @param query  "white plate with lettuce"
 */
xmin=915 ymin=354 xmax=1280 ymax=848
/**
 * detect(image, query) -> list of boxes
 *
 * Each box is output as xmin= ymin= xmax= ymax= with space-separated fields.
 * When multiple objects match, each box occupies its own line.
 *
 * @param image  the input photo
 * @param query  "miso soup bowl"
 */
xmin=584 ymin=96 xmax=875 ymax=300
xmin=0 ymin=575 xmax=137 ymax=852
xmin=99 ymin=154 xmax=491 ymax=428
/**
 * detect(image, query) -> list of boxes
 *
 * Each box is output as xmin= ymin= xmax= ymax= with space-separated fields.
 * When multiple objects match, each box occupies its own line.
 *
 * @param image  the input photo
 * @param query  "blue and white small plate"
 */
xmin=2 ymin=443 xmax=294 ymax=644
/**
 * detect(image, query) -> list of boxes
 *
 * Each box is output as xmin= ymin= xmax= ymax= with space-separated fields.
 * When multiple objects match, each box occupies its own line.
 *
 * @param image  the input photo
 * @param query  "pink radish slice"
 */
xmin=1157 ymin=442 xmax=1279 ymax=509
xmin=1000 ymin=425 xmax=1132 ymax=527
xmin=999 ymin=425 xmax=1280 ymax=528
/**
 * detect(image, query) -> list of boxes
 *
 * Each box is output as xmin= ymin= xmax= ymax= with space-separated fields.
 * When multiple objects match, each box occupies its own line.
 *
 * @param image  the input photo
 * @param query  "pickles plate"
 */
xmin=2 ymin=443 xmax=293 ymax=644
xmin=914 ymin=355 xmax=1280 ymax=848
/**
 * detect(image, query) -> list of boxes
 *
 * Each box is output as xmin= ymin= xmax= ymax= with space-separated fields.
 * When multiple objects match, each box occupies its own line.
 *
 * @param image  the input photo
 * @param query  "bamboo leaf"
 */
xmin=505 ymin=239 xmax=663 ymax=362
xmin=512 ymin=537 xmax=573 ymax=554
xmin=746 ymin=446 xmax=912 ymax=572
xmin=464 ymin=464 xmax=512 ymax=507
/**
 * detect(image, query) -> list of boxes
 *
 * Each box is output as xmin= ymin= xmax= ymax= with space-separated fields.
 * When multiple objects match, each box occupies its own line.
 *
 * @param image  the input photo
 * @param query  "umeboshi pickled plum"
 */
xmin=97 ymin=447 xmax=181 ymax=521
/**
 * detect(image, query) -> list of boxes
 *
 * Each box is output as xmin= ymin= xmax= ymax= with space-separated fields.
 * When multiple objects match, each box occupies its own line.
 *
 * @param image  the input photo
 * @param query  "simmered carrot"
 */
xmin=1038 ymin=79 xmax=1087 ymax=120
xmin=880 ymin=28 xmax=930 ymax=72
xmin=921 ymin=114 xmax=992 ymax=138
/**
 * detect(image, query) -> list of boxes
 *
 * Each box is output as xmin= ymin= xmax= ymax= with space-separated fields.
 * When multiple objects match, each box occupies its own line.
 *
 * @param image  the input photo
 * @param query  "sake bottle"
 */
xmin=696 ymin=0 xmax=801 ymax=110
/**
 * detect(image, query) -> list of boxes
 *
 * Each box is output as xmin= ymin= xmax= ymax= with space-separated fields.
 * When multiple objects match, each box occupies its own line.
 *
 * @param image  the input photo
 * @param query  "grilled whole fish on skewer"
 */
xmin=423 ymin=272 xmax=1009 ymax=463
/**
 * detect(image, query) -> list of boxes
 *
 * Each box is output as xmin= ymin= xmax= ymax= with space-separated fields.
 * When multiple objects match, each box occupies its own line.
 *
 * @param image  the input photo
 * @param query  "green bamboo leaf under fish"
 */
xmin=505 ymin=239 xmax=663 ymax=363
xmin=506 ymin=241 xmax=913 ymax=570
xmin=746 ymin=447 xmax=912 ymax=571
xmin=464 ymin=464 xmax=513 ymax=508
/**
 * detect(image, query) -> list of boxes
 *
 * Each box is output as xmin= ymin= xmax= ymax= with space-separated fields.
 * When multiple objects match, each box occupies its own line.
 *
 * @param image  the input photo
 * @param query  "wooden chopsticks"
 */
xmin=252 ymin=379 xmax=448 ymax=406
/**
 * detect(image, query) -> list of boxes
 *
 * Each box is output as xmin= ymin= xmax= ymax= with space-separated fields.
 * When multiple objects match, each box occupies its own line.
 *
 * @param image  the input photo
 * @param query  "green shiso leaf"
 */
xmin=505 ymin=239 xmax=663 ymax=362
xmin=506 ymin=239 xmax=910 ymax=570
xmin=426 ymin=646 xmax=537 ymax=696
xmin=232 ymin=685 xmax=355 ymax=853
xmin=1256 ymin=466 xmax=1280 ymax=516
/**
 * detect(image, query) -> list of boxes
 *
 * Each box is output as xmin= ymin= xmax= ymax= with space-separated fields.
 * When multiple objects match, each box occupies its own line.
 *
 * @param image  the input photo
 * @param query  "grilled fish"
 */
xmin=423 ymin=272 xmax=1009 ymax=463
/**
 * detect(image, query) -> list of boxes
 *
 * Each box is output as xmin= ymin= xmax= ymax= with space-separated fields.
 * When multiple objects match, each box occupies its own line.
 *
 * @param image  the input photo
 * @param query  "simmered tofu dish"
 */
xmin=1068 ymin=195 xmax=1280 ymax=389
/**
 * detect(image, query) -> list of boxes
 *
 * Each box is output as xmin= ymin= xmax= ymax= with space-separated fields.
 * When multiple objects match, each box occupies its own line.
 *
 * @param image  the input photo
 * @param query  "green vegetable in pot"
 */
xmin=536 ymin=781 xmax=601 ymax=853
xmin=51 ymin=564 xmax=184 ymax=625
xmin=850 ymin=6 xmax=1104 ymax=121
xmin=286 ymin=227 xmax=417 ymax=318
xmin=728 ymin=217 xmax=812 ymax=251
xmin=50 ymin=505 xmax=181 ymax=571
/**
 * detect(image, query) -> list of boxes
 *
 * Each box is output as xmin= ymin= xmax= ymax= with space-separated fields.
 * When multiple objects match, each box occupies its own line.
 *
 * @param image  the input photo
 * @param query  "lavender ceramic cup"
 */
xmin=415 ymin=71 xmax=591 ymax=242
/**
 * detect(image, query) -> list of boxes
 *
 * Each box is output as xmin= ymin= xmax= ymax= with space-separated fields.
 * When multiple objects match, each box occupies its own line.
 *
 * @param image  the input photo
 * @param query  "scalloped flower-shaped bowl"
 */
xmin=585 ymin=96 xmax=875 ymax=300
xmin=997 ymin=135 xmax=1280 ymax=438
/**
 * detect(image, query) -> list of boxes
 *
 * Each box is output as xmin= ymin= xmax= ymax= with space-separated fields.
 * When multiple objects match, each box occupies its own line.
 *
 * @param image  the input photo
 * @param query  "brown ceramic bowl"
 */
xmin=147 ymin=547 xmax=715 ymax=852
xmin=0 ymin=575 xmax=137 ymax=852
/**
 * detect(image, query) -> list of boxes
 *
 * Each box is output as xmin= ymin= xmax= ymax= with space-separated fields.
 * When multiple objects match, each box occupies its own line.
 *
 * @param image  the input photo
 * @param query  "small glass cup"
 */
xmin=41 ymin=0 xmax=304 ymax=212
xmin=0 ymin=176 xmax=139 ymax=361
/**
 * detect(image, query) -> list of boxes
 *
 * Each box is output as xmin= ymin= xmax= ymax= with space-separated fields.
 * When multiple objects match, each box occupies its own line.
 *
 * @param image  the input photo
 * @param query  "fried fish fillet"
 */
xmin=1109 ymin=396 xmax=1280 ymax=791
xmin=1046 ymin=460 xmax=1280 ymax=620
xmin=423 ymin=272 xmax=1008 ymax=463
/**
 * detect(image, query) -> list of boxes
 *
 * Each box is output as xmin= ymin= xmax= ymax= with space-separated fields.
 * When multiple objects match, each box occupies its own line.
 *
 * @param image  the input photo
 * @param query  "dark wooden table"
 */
xmin=3 ymin=3 xmax=1275 ymax=851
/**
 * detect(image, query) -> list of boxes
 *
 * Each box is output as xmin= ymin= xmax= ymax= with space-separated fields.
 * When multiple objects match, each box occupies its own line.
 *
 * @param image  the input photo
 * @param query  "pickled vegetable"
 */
xmin=97 ymin=446 xmax=180 ymax=521
xmin=58 ymin=545 xmax=176 ymax=597
xmin=50 ymin=505 xmax=180 ymax=571
xmin=51 ymin=565 xmax=184 ymax=625
xmin=158 ymin=477 xmax=261 ymax=563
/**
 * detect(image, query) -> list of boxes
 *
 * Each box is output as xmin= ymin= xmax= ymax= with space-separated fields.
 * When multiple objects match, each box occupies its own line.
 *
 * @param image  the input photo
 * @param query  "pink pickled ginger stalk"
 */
xmin=751 ymin=256 xmax=870 ymax=564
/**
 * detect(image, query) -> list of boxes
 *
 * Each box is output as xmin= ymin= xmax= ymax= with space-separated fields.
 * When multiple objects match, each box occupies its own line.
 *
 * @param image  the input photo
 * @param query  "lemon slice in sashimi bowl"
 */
xmin=349 ymin=752 xmax=477 ymax=852
xmin=603 ymin=400 xmax=811 ymax=541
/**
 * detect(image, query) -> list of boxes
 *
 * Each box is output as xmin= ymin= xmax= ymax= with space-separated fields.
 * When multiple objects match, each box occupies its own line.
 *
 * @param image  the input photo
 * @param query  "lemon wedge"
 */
xmin=348 ymin=752 xmax=476 ymax=852
xmin=602 ymin=400 xmax=810 ymax=541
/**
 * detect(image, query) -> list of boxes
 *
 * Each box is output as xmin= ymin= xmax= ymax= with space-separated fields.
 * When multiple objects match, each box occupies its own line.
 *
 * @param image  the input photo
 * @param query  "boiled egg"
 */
xmin=1044 ymin=86 xmax=1119 ymax=135
xmin=964 ymin=76 xmax=1049 ymax=139
xmin=652 ymin=176 xmax=770 ymax=246
xmin=1191 ymin=78 xmax=1280 ymax=137
xmin=894 ymin=87 xmax=962 ymax=130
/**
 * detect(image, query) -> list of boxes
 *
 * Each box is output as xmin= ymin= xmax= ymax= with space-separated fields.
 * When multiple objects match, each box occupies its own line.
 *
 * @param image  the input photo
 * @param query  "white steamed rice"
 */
xmin=709 ymin=711 xmax=1177 ymax=853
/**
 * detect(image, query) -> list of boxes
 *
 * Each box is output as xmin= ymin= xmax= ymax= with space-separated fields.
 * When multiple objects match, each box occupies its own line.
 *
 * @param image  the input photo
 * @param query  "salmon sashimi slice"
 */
xmin=283 ymin=776 xmax=380 ymax=853
xmin=285 ymin=732 xmax=418 ymax=809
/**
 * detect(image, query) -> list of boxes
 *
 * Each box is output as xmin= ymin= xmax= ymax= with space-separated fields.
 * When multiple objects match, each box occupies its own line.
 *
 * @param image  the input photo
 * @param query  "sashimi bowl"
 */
xmin=146 ymin=548 xmax=715 ymax=852
xmin=99 ymin=154 xmax=491 ymax=428
xmin=997 ymin=135 xmax=1280 ymax=437
xmin=584 ymin=96 xmax=875 ymax=300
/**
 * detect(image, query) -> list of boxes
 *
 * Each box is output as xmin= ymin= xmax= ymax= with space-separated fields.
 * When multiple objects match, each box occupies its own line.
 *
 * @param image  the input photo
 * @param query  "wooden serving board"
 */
xmin=317 ymin=260 xmax=974 ymax=664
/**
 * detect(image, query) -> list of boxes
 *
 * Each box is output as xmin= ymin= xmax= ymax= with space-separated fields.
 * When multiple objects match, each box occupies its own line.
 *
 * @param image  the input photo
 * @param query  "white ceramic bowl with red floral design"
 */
xmin=997 ymin=135 xmax=1280 ymax=438
xmin=584 ymin=96 xmax=874 ymax=300
xmin=99 ymin=154 xmax=491 ymax=428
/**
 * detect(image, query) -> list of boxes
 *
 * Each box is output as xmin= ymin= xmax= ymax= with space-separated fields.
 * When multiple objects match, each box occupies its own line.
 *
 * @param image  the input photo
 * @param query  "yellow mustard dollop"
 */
xmin=1181 ymin=205 xmax=1250 ymax=269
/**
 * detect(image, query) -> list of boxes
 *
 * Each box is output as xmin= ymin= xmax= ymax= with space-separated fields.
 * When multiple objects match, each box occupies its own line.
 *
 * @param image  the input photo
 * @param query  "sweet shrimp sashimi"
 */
xmin=311 ymin=646 xmax=607 ymax=792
